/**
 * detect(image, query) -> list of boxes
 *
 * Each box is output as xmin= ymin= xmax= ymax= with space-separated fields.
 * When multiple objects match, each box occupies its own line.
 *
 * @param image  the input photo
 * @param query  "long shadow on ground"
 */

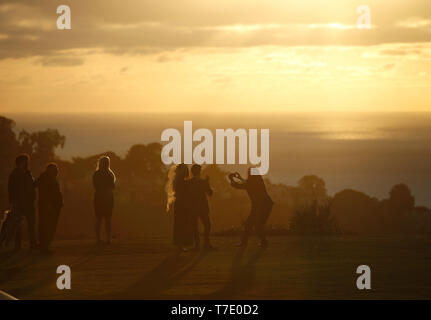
xmin=0 ymin=246 xmax=99 ymax=299
xmin=109 ymin=250 xmax=209 ymax=299
xmin=205 ymin=247 xmax=266 ymax=299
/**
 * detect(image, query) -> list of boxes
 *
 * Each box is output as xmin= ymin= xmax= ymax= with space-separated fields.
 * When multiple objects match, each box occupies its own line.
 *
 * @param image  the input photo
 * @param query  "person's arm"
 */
xmin=56 ymin=181 xmax=64 ymax=208
xmin=235 ymin=173 xmax=246 ymax=183
xmin=228 ymin=173 xmax=247 ymax=190
xmin=34 ymin=176 xmax=40 ymax=188
xmin=8 ymin=173 xmax=15 ymax=205
xmin=92 ymin=172 xmax=97 ymax=190
xmin=205 ymin=178 xmax=213 ymax=196
xmin=110 ymin=173 xmax=116 ymax=190
xmin=29 ymin=174 xmax=36 ymax=202
xmin=230 ymin=180 xmax=247 ymax=190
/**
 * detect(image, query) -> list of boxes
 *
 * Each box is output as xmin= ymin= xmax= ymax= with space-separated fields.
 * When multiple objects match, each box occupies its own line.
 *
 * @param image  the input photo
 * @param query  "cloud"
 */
xmin=379 ymin=48 xmax=422 ymax=56
xmin=155 ymin=52 xmax=183 ymax=63
xmin=396 ymin=17 xmax=431 ymax=29
xmin=376 ymin=45 xmax=431 ymax=59
xmin=36 ymin=54 xmax=85 ymax=67
xmin=1 ymin=0 xmax=431 ymax=60
xmin=382 ymin=63 xmax=396 ymax=71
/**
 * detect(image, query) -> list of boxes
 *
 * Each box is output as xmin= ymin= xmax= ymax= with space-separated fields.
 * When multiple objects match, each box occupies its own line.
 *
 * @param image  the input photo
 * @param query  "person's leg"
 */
xmin=256 ymin=206 xmax=271 ymax=247
xmin=192 ymin=214 xmax=200 ymax=250
xmin=95 ymin=216 xmax=102 ymax=243
xmin=14 ymin=225 xmax=22 ymax=251
xmin=255 ymin=222 xmax=267 ymax=247
xmin=201 ymin=214 xmax=213 ymax=249
xmin=26 ymin=210 xmax=37 ymax=249
xmin=105 ymin=216 xmax=112 ymax=244
xmin=46 ymin=210 xmax=61 ymax=248
xmin=238 ymin=215 xmax=253 ymax=247
xmin=38 ymin=209 xmax=48 ymax=250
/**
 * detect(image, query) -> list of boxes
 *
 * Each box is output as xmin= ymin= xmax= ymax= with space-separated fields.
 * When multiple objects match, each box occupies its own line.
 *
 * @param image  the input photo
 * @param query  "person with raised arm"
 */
xmin=228 ymin=168 xmax=274 ymax=248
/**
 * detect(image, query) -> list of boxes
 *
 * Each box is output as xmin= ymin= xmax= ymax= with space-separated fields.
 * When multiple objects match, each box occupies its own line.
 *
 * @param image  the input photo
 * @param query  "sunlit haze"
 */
xmin=1 ymin=0 xmax=431 ymax=113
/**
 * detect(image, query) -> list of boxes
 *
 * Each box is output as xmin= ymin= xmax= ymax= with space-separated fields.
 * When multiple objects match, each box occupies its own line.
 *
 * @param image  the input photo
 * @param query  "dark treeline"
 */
xmin=1 ymin=115 xmax=431 ymax=238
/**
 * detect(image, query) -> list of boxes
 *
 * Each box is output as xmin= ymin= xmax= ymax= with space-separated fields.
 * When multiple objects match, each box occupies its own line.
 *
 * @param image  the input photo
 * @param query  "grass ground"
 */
xmin=1 ymin=235 xmax=431 ymax=300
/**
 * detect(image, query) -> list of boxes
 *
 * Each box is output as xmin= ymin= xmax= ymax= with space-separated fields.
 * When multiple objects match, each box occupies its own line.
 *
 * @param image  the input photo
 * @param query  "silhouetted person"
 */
xmin=166 ymin=164 xmax=193 ymax=251
xmin=8 ymin=154 xmax=37 ymax=250
xmin=93 ymin=156 xmax=116 ymax=245
xmin=189 ymin=164 xmax=215 ymax=251
xmin=35 ymin=163 xmax=63 ymax=253
xmin=228 ymin=168 xmax=274 ymax=247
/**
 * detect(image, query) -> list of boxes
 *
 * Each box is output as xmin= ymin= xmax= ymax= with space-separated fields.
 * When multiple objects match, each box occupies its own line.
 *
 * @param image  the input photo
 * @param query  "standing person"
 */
xmin=93 ymin=156 xmax=116 ymax=245
xmin=228 ymin=168 xmax=274 ymax=248
xmin=8 ymin=154 xmax=37 ymax=251
xmin=166 ymin=164 xmax=193 ymax=251
xmin=189 ymin=164 xmax=216 ymax=251
xmin=35 ymin=163 xmax=63 ymax=253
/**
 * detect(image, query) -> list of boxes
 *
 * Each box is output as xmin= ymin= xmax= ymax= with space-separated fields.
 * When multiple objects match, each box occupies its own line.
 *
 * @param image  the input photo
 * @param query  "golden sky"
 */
xmin=1 ymin=0 xmax=431 ymax=113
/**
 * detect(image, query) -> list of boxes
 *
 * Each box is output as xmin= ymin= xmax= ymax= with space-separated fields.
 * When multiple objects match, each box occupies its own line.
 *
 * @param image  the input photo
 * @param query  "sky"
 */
xmin=1 ymin=0 xmax=431 ymax=113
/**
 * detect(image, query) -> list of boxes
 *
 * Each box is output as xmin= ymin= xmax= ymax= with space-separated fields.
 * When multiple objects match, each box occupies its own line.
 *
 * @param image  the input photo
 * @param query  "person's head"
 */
xmin=247 ymin=166 xmax=264 ymax=184
xmin=165 ymin=164 xmax=189 ymax=212
xmin=247 ymin=167 xmax=258 ymax=180
xmin=15 ymin=153 xmax=30 ymax=169
xmin=175 ymin=163 xmax=189 ymax=181
xmin=97 ymin=156 xmax=111 ymax=171
xmin=46 ymin=162 xmax=59 ymax=178
xmin=191 ymin=164 xmax=201 ymax=178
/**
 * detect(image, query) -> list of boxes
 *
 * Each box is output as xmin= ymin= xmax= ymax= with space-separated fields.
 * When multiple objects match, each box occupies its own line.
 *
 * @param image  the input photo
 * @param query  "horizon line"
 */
xmin=4 ymin=110 xmax=431 ymax=115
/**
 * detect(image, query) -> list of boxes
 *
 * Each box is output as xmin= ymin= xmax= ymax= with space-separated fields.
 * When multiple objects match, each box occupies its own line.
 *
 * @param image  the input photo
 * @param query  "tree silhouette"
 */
xmin=2 ymin=114 xmax=431 ymax=237
xmin=18 ymin=129 xmax=66 ymax=174
xmin=0 ymin=117 xmax=20 ymax=211
xmin=331 ymin=189 xmax=379 ymax=234
xmin=124 ymin=143 xmax=165 ymax=181
xmin=0 ymin=117 xmax=19 ymax=177
xmin=289 ymin=201 xmax=338 ymax=235
xmin=389 ymin=183 xmax=415 ymax=212
xmin=297 ymin=175 xmax=329 ymax=207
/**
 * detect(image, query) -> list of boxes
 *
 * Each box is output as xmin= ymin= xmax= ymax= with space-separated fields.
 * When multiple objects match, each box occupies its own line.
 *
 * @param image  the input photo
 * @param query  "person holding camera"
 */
xmin=228 ymin=168 xmax=274 ymax=248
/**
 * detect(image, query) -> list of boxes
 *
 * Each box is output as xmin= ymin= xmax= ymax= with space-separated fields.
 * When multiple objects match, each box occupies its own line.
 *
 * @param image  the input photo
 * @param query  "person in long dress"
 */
xmin=166 ymin=164 xmax=193 ymax=251
xmin=35 ymin=163 xmax=63 ymax=253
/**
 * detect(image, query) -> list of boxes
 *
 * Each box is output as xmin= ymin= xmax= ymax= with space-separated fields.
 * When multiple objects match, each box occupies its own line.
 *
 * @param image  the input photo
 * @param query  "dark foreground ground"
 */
xmin=1 ymin=235 xmax=431 ymax=300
